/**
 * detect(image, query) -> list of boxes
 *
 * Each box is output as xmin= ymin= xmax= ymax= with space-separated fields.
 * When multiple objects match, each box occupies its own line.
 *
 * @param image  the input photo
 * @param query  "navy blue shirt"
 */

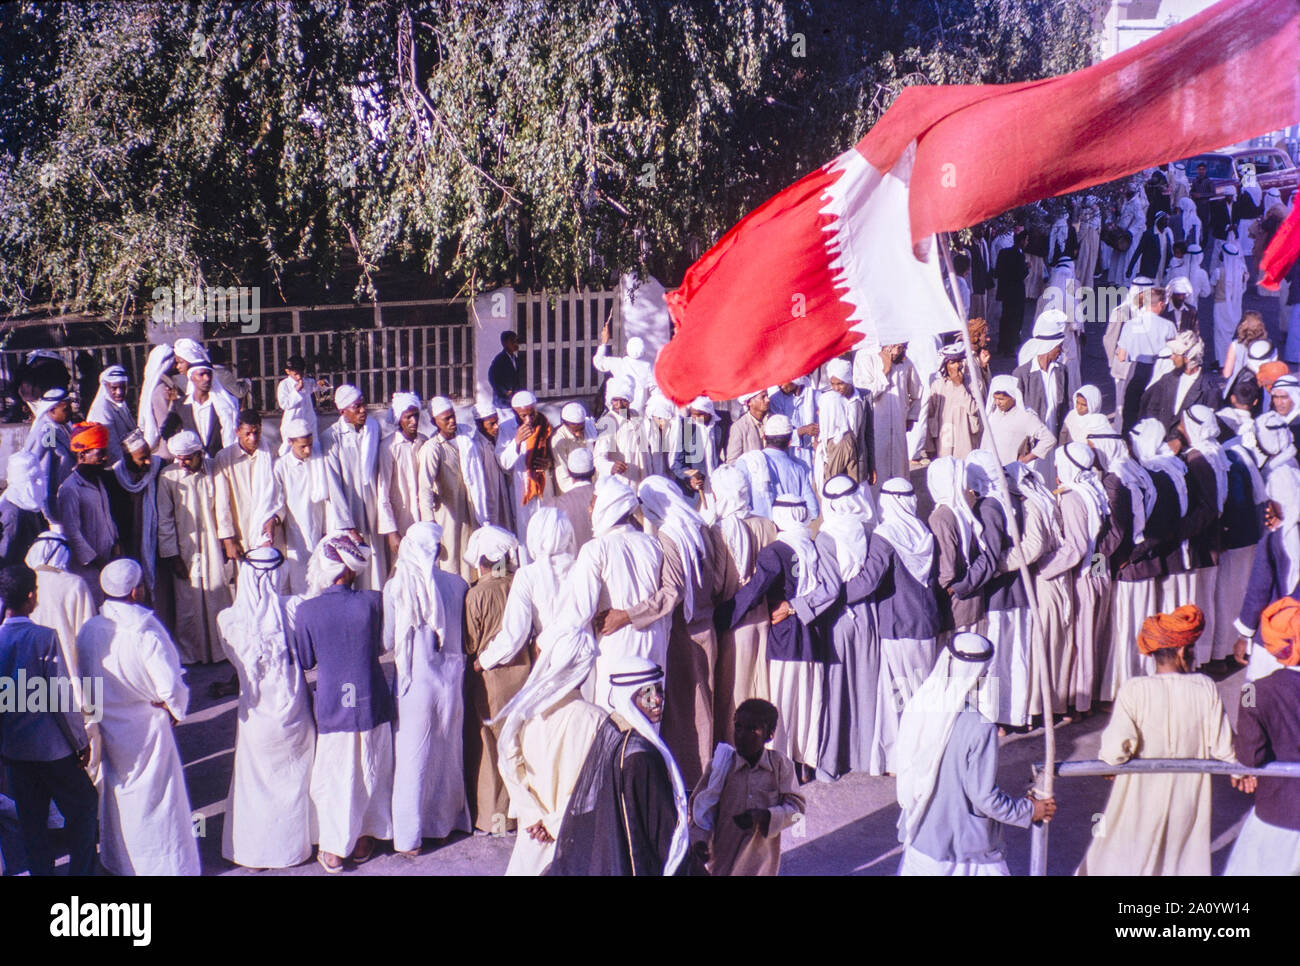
xmin=0 ymin=616 xmax=87 ymax=762
xmin=1236 ymin=668 xmax=1300 ymax=831
xmin=290 ymin=586 xmax=394 ymax=734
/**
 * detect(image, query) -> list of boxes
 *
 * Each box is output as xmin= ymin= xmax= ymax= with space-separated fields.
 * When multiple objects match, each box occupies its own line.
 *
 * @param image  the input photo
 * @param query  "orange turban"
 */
xmin=69 ymin=422 xmax=109 ymax=453
xmin=1137 ymin=605 xmax=1205 ymax=655
xmin=1258 ymin=361 xmax=1290 ymax=392
xmin=1260 ymin=597 xmax=1300 ymax=667
xmin=967 ymin=317 xmax=988 ymax=343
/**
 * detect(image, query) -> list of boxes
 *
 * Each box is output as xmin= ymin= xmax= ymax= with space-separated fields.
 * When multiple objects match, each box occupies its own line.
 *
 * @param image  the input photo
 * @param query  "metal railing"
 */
xmin=1027 ymin=758 xmax=1300 ymax=876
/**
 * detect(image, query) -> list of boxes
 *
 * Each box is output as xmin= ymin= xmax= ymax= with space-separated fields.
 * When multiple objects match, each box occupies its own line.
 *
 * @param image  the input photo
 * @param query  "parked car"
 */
xmin=1173 ymin=148 xmax=1298 ymax=205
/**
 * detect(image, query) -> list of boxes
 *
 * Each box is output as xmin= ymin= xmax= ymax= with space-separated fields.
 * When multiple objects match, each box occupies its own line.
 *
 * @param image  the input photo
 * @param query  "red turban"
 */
xmin=1260 ymin=597 xmax=1300 ymax=668
xmin=69 ymin=422 xmax=109 ymax=453
xmin=1258 ymin=361 xmax=1290 ymax=392
xmin=1137 ymin=605 xmax=1205 ymax=655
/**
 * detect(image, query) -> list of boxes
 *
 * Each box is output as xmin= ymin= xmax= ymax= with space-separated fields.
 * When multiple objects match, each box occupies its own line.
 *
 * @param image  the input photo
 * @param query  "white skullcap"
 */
xmin=737 ymin=388 xmax=765 ymax=404
xmin=763 ymin=414 xmax=793 ymax=437
xmin=1167 ymin=276 xmax=1195 ymax=296
xmin=606 ymin=375 xmax=635 ymax=404
xmin=391 ymin=392 xmax=421 ymax=419
xmin=822 ymin=474 xmax=859 ymax=499
xmin=473 ymin=401 xmax=497 ymax=420
xmin=566 ymin=447 xmax=595 ymax=476
xmin=511 ymin=390 xmax=537 ymax=408
xmin=645 ymin=395 xmax=677 ymax=421
xmin=688 ymin=397 xmax=716 ymax=419
xmin=121 ymin=429 xmax=149 ymax=453
xmin=561 ymin=402 xmax=587 ymax=425
xmin=173 ymin=338 xmax=209 ymax=365
xmin=1032 ymin=309 xmax=1068 ymax=338
xmin=283 ymin=417 xmax=312 ymax=440
xmin=169 ymin=430 xmax=203 ymax=457
xmin=100 ymin=365 xmax=128 ymax=384
xmin=826 ymin=358 xmax=852 ymax=383
xmin=334 ymin=384 xmax=362 ymax=410
xmin=100 ymin=558 xmax=144 ymax=599
xmin=429 ymin=396 xmax=454 ymax=417
xmin=625 ymin=336 xmax=646 ymax=360
xmin=466 ymin=525 xmax=519 ymax=565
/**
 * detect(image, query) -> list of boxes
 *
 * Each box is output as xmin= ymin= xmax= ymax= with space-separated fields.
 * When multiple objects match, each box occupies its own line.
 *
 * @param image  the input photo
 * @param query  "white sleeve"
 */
xmin=478 ymin=568 xmax=537 ymax=669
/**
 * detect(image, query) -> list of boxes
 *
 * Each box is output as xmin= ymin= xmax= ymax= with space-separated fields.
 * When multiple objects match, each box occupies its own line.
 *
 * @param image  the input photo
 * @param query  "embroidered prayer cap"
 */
xmin=168 ymin=430 xmax=203 ymax=457
xmin=1137 ymin=604 xmax=1205 ymax=655
xmin=100 ymin=558 xmax=144 ymax=598
xmin=69 ymin=422 xmax=109 ymax=452
xmin=1260 ymin=597 xmax=1300 ymax=667
xmin=120 ymin=429 xmax=149 ymax=454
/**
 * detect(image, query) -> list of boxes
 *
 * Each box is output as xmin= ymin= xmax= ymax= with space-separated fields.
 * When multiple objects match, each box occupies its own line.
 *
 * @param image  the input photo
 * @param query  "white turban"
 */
xmin=511 ymin=390 xmax=537 ymax=408
xmin=466 ymin=525 xmax=519 ymax=567
xmin=688 ymin=397 xmax=716 ymax=420
xmin=306 ymin=532 xmax=372 ymax=596
xmin=591 ymin=475 xmax=639 ymax=536
xmin=282 ymin=417 xmax=312 ymax=440
xmin=1168 ymin=276 xmax=1195 ymax=296
xmin=561 ymin=402 xmax=587 ymax=425
xmin=566 ymin=447 xmax=595 ymax=476
xmin=605 ymin=376 xmax=635 ymax=406
xmin=4 ymin=451 xmax=46 ymax=514
xmin=173 ymin=338 xmax=209 ymax=365
xmin=25 ymin=530 xmax=69 ymax=572
xmin=625 ymin=336 xmax=646 ymax=360
xmin=334 ymin=384 xmax=362 ymax=410
xmin=826 ymin=358 xmax=852 ymax=383
xmin=101 ymin=558 xmax=144 ymax=599
xmin=763 ymin=413 xmax=793 ymax=438
xmin=644 ymin=395 xmax=677 ymax=422
xmin=737 ymin=388 xmax=765 ymax=405
xmin=169 ymin=430 xmax=203 ymax=457
xmin=473 ymin=401 xmax=497 ymax=420
xmin=391 ymin=392 xmax=421 ymax=420
xmin=429 ymin=396 xmax=454 ymax=417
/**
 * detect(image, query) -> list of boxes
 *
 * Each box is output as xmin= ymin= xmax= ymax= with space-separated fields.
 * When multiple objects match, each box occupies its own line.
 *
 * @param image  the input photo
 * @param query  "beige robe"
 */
xmin=1077 ymin=673 xmax=1236 ymax=876
xmin=725 ymin=411 xmax=765 ymax=464
xmin=417 ymin=433 xmax=474 ymax=581
xmin=500 ymin=691 xmax=607 ymax=875
xmin=1004 ymin=495 xmax=1071 ymax=717
xmin=213 ymin=443 xmax=276 ymax=553
xmin=625 ymin=526 xmax=726 ymax=789
xmin=464 ymin=574 xmax=532 ymax=832
xmin=32 ymin=566 xmax=101 ymax=781
xmin=378 ymin=431 xmax=426 ymax=537
xmin=689 ymin=747 xmax=805 ymax=876
xmin=550 ymin=424 xmax=595 ymax=494
xmin=547 ymin=481 xmax=595 ymax=550
xmin=713 ymin=515 xmax=778 ymax=742
xmin=593 ymin=414 xmax=655 ymax=486
xmin=926 ymin=378 xmax=982 ymax=459
xmin=157 ymin=460 xmax=232 ymax=664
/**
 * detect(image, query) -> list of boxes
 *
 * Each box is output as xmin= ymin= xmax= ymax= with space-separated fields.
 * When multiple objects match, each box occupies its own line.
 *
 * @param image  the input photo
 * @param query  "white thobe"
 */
xmin=76 ymin=601 xmax=200 ymax=876
xmin=322 ymin=417 xmax=386 ymax=589
xmin=268 ymin=451 xmax=329 ymax=595
xmin=495 ymin=416 xmax=555 ymax=543
xmin=592 ymin=346 xmax=655 ymax=414
xmin=479 ymin=554 xmax=574 ymax=670
xmin=378 ymin=431 xmax=426 ymax=537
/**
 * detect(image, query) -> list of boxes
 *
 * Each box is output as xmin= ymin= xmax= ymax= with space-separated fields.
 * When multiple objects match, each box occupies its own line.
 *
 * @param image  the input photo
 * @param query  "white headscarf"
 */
xmin=819 ymin=475 xmax=872 ymax=581
xmin=986 ymin=373 xmax=1028 ymax=418
xmin=525 ymin=506 xmax=577 ymax=589
xmin=305 ymin=532 xmax=372 ymax=597
xmin=773 ymin=495 xmax=818 ymax=598
xmin=1054 ymin=442 xmax=1107 ymax=554
xmin=24 ymin=530 xmax=70 ymax=572
xmin=1177 ymin=196 xmax=1201 ymax=243
xmin=1084 ymin=417 xmax=1155 ymax=544
xmin=465 ymin=525 xmax=519 ymax=570
xmin=1062 ymin=384 xmax=1103 ymax=444
xmin=388 ymin=521 xmax=447 ymax=697
xmin=1006 ymin=461 xmax=1057 ymax=524
xmin=1256 ymin=412 xmax=1299 ymax=474
xmin=1183 ymin=405 xmax=1229 ymax=512
xmin=896 ymin=633 xmax=995 ymax=845
xmin=3 ymin=451 xmax=46 ymax=513
xmin=590 ymin=475 xmax=639 ymax=537
xmin=87 ymin=365 xmax=130 ymax=429
xmin=1272 ymin=376 xmax=1300 ymax=424
xmin=817 ymin=388 xmax=854 ymax=445
xmin=1268 ymin=466 xmax=1300 ymax=595
xmin=927 ymin=456 xmax=983 ymax=558
xmin=874 ymin=478 xmax=934 ymax=577
xmin=138 ymin=344 xmax=174 ymax=448
xmin=222 ymin=547 xmax=292 ymax=708
xmin=705 ymin=464 xmax=756 ymax=578
xmin=605 ymin=656 xmax=689 ymax=877
xmin=1131 ymin=418 xmax=1187 ymax=514
xmin=185 ymin=359 xmax=240 ymax=449
xmin=638 ymin=475 xmax=709 ymax=623
xmin=1219 ymin=242 xmax=1249 ymax=307
xmin=964 ymin=447 xmax=1012 ymax=519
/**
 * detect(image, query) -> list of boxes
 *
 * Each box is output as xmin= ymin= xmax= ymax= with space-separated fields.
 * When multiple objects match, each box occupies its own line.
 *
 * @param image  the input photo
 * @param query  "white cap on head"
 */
xmin=606 ymin=376 xmax=635 ymax=405
xmin=688 ymin=396 xmax=716 ymax=419
xmin=169 ymin=430 xmax=203 ymax=457
xmin=391 ymin=392 xmax=421 ymax=419
xmin=763 ymin=414 xmax=793 ymax=437
xmin=1167 ymin=276 xmax=1195 ymax=296
xmin=511 ymin=390 xmax=537 ymax=408
xmin=566 ymin=447 xmax=595 ymax=476
xmin=473 ymin=401 xmax=497 ymax=420
xmin=283 ymin=417 xmax=312 ymax=440
xmin=429 ymin=396 xmax=454 ymax=418
xmin=101 ymin=558 xmax=144 ymax=599
xmin=738 ymin=388 xmax=765 ymax=405
xmin=334 ymin=385 xmax=362 ymax=410
xmin=827 ymin=358 xmax=852 ymax=383
xmin=625 ymin=336 xmax=646 ymax=360
xmin=173 ymin=338 xmax=209 ymax=365
xmin=561 ymin=402 xmax=587 ymax=425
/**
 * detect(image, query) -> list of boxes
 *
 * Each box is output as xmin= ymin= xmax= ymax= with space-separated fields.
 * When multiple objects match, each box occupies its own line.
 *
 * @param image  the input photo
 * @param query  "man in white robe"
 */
xmin=214 ymin=409 xmax=278 ymax=568
xmin=157 ymin=430 xmax=233 ymax=664
xmin=858 ymin=344 xmax=924 ymax=482
xmin=548 ymin=448 xmax=596 ymax=550
xmin=276 ymin=355 xmax=320 ymax=450
xmin=261 ymin=420 xmax=330 ymax=596
xmin=593 ymin=376 xmax=655 ymax=486
xmin=218 ymin=547 xmax=315 ymax=869
xmin=383 ymin=522 xmax=472 ymax=854
xmin=493 ymin=622 xmax=607 ymax=875
xmin=495 ymin=390 xmax=556 ymax=543
xmin=768 ymin=378 xmax=819 ymax=470
xmin=378 ymin=392 xmax=427 ymax=560
xmin=593 ymin=325 xmax=656 ymax=415
xmin=321 ymin=385 xmax=387 ymax=590
xmin=417 ymin=396 xmax=477 ymax=580
xmin=552 ymin=402 xmax=598 ymax=494
xmin=86 ymin=365 xmax=137 ymax=462
xmin=76 ymin=559 xmax=200 ymax=876
xmin=983 ymin=375 xmax=1053 ymax=469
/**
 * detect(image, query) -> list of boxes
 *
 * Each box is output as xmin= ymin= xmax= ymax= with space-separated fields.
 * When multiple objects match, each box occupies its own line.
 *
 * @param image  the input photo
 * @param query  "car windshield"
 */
xmin=1176 ymin=156 xmax=1234 ymax=179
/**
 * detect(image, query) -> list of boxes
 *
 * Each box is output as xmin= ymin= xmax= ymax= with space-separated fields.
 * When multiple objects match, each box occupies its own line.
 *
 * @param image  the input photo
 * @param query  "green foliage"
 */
xmin=0 ymin=0 xmax=1103 ymax=329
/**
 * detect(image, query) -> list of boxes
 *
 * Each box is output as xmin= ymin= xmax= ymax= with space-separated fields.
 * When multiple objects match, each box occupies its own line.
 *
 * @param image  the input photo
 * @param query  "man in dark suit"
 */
xmin=995 ymin=229 xmax=1029 ymax=355
xmin=1161 ymin=275 xmax=1200 ymax=333
xmin=1126 ymin=211 xmax=1171 ymax=281
xmin=488 ymin=330 xmax=521 ymax=409
xmin=1138 ymin=330 xmax=1223 ymax=431
xmin=0 ymin=563 xmax=98 ymax=875
xmin=1013 ymin=337 xmax=1068 ymax=439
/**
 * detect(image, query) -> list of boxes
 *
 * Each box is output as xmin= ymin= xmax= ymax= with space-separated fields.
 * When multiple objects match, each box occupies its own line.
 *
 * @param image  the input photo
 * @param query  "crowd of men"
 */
xmin=1 ymin=161 xmax=1299 ymax=876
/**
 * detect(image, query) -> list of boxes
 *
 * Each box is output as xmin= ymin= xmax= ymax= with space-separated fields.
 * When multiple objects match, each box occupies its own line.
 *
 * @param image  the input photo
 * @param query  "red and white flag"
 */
xmin=656 ymin=0 xmax=1300 ymax=405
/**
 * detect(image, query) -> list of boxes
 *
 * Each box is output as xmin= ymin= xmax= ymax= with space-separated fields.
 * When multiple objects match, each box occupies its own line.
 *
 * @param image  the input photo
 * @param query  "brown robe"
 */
xmin=463 ymin=573 xmax=532 ymax=832
xmin=712 ymin=515 xmax=778 ymax=743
